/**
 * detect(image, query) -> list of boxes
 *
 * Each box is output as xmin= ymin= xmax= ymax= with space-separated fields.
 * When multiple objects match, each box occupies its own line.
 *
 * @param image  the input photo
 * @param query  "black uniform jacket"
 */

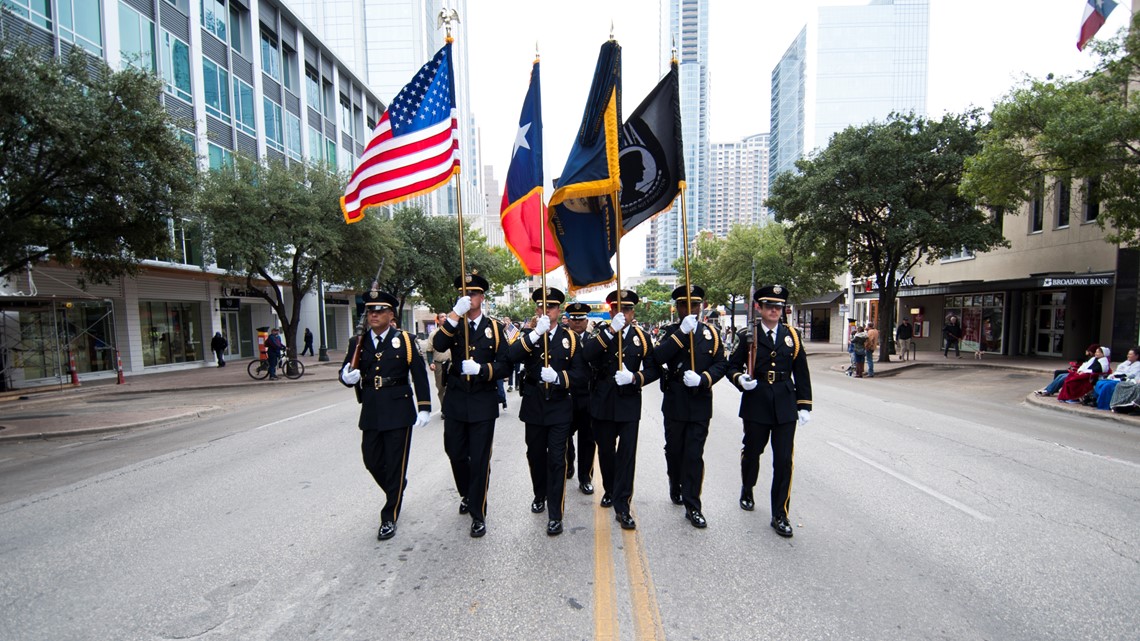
xmin=507 ymin=326 xmax=588 ymax=426
xmin=340 ymin=328 xmax=431 ymax=431
xmin=570 ymin=329 xmax=593 ymax=411
xmin=653 ymin=321 xmax=728 ymax=422
xmin=432 ymin=314 xmax=511 ymax=422
xmin=727 ymin=323 xmax=812 ymax=425
xmin=583 ymin=323 xmax=661 ymax=422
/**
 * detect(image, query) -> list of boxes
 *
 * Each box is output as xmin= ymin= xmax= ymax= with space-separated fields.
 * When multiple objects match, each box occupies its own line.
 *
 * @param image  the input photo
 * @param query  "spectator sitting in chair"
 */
xmin=1034 ymin=344 xmax=1104 ymax=397
xmin=1097 ymin=347 xmax=1140 ymax=410
xmin=1057 ymin=346 xmax=1111 ymax=402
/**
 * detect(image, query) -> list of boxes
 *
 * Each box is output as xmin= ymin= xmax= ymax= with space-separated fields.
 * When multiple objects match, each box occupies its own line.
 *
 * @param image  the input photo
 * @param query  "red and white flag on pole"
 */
xmin=1077 ymin=0 xmax=1118 ymax=51
xmin=341 ymin=43 xmax=460 ymax=224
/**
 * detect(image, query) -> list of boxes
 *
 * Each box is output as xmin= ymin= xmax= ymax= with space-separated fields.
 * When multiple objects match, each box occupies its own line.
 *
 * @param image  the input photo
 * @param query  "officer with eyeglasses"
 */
xmin=727 ymin=284 xmax=813 ymax=538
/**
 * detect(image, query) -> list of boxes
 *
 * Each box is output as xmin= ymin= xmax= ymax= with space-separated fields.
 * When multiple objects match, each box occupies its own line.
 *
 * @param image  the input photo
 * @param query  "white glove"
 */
xmin=740 ymin=374 xmax=758 ymax=391
xmin=452 ymin=295 xmax=472 ymax=317
xmin=609 ymin=312 xmax=626 ymax=334
xmin=798 ymin=409 xmax=811 ymax=426
xmin=679 ymin=314 xmax=698 ymax=335
xmin=340 ymin=363 xmax=361 ymax=385
xmin=540 ymin=366 xmax=559 ymax=384
xmin=413 ymin=411 xmax=430 ymax=428
xmin=461 ymin=359 xmax=480 ymax=376
xmin=683 ymin=370 xmax=701 ymax=387
xmin=533 ymin=314 xmax=551 ymax=335
xmin=613 ymin=367 xmax=635 ymax=386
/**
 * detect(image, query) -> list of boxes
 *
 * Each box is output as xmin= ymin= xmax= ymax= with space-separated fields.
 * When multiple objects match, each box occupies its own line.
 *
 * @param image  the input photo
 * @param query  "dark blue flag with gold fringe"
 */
xmin=549 ymin=40 xmax=622 ymax=292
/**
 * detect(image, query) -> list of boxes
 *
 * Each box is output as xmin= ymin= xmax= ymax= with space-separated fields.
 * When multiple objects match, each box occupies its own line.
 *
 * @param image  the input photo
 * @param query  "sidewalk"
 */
xmin=0 ymin=352 xmax=345 ymax=441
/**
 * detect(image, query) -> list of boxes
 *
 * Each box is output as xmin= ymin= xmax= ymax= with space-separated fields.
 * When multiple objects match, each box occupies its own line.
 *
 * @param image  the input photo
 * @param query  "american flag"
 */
xmin=341 ymin=43 xmax=460 ymax=224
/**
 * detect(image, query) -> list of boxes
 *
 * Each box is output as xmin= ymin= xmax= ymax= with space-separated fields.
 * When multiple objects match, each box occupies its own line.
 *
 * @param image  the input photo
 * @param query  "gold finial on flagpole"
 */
xmin=438 ymin=7 xmax=460 ymax=43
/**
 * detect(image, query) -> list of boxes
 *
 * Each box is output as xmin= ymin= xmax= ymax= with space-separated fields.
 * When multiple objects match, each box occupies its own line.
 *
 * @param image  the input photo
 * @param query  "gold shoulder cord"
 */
xmin=403 ymin=331 xmax=413 ymax=365
xmin=491 ymin=319 xmax=500 ymax=352
xmin=786 ymin=324 xmax=801 ymax=359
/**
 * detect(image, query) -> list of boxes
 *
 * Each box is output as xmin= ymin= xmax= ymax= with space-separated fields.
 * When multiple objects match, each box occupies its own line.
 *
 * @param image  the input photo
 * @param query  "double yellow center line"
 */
xmin=592 ymin=465 xmax=665 ymax=641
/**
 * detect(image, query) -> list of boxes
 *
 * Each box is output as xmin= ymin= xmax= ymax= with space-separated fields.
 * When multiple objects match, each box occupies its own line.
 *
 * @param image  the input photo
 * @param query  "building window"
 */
xmin=1056 ymin=176 xmax=1071 ymax=228
xmin=285 ymin=112 xmax=302 ymax=160
xmin=139 ymin=300 xmax=205 ymax=366
xmin=59 ymin=0 xmax=103 ymax=56
xmin=202 ymin=58 xmax=231 ymax=123
xmin=264 ymin=98 xmax=284 ymax=152
xmin=228 ymin=3 xmax=245 ymax=53
xmin=170 ymin=217 xmax=204 ymax=266
xmin=2 ymin=0 xmax=53 ymax=30
xmin=321 ymin=81 xmax=334 ymax=120
xmin=232 ymin=77 xmax=255 ymax=137
xmin=339 ymin=96 xmax=352 ymax=137
xmin=1085 ymin=177 xmax=1101 ymax=222
xmin=260 ymin=31 xmax=280 ymax=81
xmin=160 ymin=31 xmax=192 ymax=103
xmin=207 ymin=142 xmax=233 ymax=170
xmin=307 ymin=126 xmax=322 ymax=164
xmin=281 ymin=46 xmax=298 ymax=93
xmin=943 ymin=247 xmax=974 ymax=261
xmin=200 ymin=0 xmax=226 ymax=42
xmin=943 ymin=294 xmax=1004 ymax=356
xmin=305 ymin=66 xmax=320 ymax=111
xmin=118 ymin=3 xmax=155 ymax=73
xmin=1029 ymin=174 xmax=1044 ymax=233
xmin=338 ymin=142 xmax=353 ymax=173
xmin=325 ymin=137 xmax=336 ymax=167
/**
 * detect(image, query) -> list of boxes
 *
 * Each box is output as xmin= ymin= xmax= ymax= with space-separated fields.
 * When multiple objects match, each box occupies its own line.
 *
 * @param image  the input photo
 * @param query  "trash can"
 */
xmin=257 ymin=326 xmax=269 ymax=361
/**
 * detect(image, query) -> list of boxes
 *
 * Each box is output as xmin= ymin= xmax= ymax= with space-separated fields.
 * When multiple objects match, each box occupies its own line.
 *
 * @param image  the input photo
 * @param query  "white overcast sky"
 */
xmin=461 ymin=0 xmax=1130 ymax=281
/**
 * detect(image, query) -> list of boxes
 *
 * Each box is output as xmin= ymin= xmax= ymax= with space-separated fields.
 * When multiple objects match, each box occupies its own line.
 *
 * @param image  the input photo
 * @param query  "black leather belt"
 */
xmin=372 ymin=376 xmax=409 ymax=389
xmin=762 ymin=371 xmax=791 ymax=384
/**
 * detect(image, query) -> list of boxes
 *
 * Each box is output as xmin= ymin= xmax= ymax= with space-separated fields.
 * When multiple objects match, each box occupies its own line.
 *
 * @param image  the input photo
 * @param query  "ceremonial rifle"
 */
xmin=350 ymin=258 xmax=385 ymax=370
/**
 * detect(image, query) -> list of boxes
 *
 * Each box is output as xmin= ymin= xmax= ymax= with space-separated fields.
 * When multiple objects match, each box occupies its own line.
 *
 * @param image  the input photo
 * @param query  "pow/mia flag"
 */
xmin=618 ymin=61 xmax=684 ymax=233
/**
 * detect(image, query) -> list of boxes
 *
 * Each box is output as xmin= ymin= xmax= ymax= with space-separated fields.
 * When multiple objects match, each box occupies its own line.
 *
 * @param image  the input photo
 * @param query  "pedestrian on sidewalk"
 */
xmin=864 ymin=322 xmax=880 ymax=378
xmin=301 ymin=328 xmax=315 ymax=356
xmin=211 ymin=332 xmax=228 ymax=367
xmin=339 ymin=289 xmax=431 ymax=541
xmin=896 ymin=318 xmax=914 ymax=361
xmin=265 ymin=328 xmax=285 ymax=380
xmin=943 ymin=316 xmax=963 ymax=358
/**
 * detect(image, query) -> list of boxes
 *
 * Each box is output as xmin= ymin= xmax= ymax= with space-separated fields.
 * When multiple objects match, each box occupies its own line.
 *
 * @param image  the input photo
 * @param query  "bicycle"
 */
xmin=247 ymin=357 xmax=305 ymax=380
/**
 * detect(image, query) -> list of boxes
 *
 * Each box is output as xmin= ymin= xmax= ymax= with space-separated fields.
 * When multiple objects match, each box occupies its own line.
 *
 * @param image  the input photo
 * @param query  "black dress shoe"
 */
xmin=670 ymin=489 xmax=683 ymax=506
xmin=546 ymin=520 xmax=563 ymax=536
xmin=579 ymin=482 xmax=594 ymax=495
xmin=600 ymin=495 xmax=613 ymax=508
xmin=739 ymin=488 xmax=755 ymax=512
xmin=531 ymin=498 xmax=546 ymax=514
xmin=470 ymin=519 xmax=486 ymax=538
xmin=685 ymin=510 xmax=707 ymax=529
xmin=459 ymin=497 xmax=469 ymax=515
xmin=377 ymin=521 xmax=396 ymax=540
xmin=566 ymin=467 xmax=575 ymax=480
xmin=615 ymin=512 xmax=636 ymax=530
xmin=770 ymin=516 xmax=793 ymax=538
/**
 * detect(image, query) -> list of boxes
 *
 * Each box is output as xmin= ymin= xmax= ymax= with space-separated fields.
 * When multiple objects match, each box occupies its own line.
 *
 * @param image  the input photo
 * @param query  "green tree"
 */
xmin=0 ymin=40 xmax=196 ymax=285
xmin=633 ymin=278 xmax=675 ymax=326
xmin=195 ymin=159 xmax=388 ymax=356
xmin=767 ymin=112 xmax=1007 ymax=362
xmin=961 ymin=15 xmax=1140 ymax=245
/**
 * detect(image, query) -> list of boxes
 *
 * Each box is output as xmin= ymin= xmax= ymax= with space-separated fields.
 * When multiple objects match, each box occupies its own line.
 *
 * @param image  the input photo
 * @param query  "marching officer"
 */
xmin=565 ymin=302 xmax=597 ymax=494
xmin=507 ymin=287 xmax=588 ymax=536
xmin=339 ymin=290 xmax=432 ymax=541
xmin=727 ymin=284 xmax=812 ymax=538
xmin=583 ymin=289 xmax=661 ymax=530
xmin=432 ymin=272 xmax=511 ymax=538
xmin=652 ymin=284 xmax=727 ymax=528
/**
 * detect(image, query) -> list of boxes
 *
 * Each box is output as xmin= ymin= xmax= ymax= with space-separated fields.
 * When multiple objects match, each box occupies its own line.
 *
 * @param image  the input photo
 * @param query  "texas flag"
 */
xmin=1077 ymin=0 xmax=1117 ymax=51
xmin=500 ymin=61 xmax=561 ymax=275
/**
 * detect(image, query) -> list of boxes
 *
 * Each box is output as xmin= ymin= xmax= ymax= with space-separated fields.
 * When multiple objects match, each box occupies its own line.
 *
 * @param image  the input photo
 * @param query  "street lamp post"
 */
xmin=317 ymin=274 xmax=329 ymax=361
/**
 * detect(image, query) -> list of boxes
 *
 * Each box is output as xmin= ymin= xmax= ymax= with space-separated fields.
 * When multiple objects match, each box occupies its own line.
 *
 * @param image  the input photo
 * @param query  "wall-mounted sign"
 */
xmin=325 ymin=298 xmax=350 ymax=306
xmin=218 ymin=297 xmax=241 ymax=311
xmin=223 ymin=287 xmax=264 ymax=298
xmin=1042 ymin=275 xmax=1114 ymax=288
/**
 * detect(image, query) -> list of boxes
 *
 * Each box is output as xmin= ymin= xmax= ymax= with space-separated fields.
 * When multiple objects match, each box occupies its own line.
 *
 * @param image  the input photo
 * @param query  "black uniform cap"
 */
xmin=605 ymin=289 xmax=639 ymax=307
xmin=565 ymin=302 xmax=591 ymax=319
xmin=454 ymin=272 xmax=490 ymax=293
xmin=670 ymin=284 xmax=704 ymax=303
xmin=364 ymin=289 xmax=399 ymax=310
xmin=754 ymin=284 xmax=789 ymax=306
xmin=530 ymin=287 xmax=566 ymax=306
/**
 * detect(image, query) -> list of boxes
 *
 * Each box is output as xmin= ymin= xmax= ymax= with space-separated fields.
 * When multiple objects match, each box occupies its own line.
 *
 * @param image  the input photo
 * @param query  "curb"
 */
xmin=1023 ymin=391 xmax=1140 ymax=428
xmin=0 ymin=406 xmax=228 ymax=442
xmin=827 ymin=361 xmax=1052 ymax=378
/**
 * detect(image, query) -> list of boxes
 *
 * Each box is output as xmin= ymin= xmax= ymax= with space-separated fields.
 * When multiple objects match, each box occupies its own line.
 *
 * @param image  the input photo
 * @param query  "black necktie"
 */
xmin=768 ymin=330 xmax=775 ymax=344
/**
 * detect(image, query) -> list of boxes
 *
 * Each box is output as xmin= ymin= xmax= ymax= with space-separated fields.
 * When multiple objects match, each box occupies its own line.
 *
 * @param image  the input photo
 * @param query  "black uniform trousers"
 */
xmin=664 ymin=419 xmax=710 ymax=512
xmin=567 ymin=403 xmax=596 ymax=483
xmin=593 ymin=419 xmax=639 ymax=515
xmin=444 ymin=417 xmax=496 ymax=521
xmin=361 ymin=427 xmax=413 ymax=523
xmin=524 ymin=420 xmax=572 ymax=520
xmin=742 ymin=419 xmax=797 ymax=519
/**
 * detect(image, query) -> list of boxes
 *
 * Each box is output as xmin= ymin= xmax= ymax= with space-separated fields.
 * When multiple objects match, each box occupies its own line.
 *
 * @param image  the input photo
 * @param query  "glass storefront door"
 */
xmin=219 ymin=311 xmax=241 ymax=358
xmin=1034 ymin=292 xmax=1066 ymax=356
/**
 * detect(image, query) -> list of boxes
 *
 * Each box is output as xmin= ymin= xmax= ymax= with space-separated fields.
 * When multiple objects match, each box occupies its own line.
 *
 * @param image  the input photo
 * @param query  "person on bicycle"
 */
xmin=339 ymin=289 xmax=431 ymax=541
xmin=265 ymin=328 xmax=286 ymax=380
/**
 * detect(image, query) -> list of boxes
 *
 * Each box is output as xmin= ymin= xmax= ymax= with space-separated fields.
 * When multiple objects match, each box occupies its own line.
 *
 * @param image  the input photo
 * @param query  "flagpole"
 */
xmin=613 ymin=192 xmax=624 ymax=363
xmin=670 ymin=45 xmax=696 ymax=373
xmin=535 ymin=53 xmax=550 ymax=386
xmin=441 ymin=14 xmax=471 ymax=369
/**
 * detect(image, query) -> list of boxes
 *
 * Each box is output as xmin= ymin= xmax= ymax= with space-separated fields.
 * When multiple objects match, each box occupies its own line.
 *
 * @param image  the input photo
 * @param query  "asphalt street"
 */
xmin=0 ymin=355 xmax=1137 ymax=640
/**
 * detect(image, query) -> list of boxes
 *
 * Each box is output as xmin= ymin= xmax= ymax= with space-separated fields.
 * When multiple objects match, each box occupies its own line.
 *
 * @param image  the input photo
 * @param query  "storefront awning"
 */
xmin=798 ymin=291 xmax=843 ymax=306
